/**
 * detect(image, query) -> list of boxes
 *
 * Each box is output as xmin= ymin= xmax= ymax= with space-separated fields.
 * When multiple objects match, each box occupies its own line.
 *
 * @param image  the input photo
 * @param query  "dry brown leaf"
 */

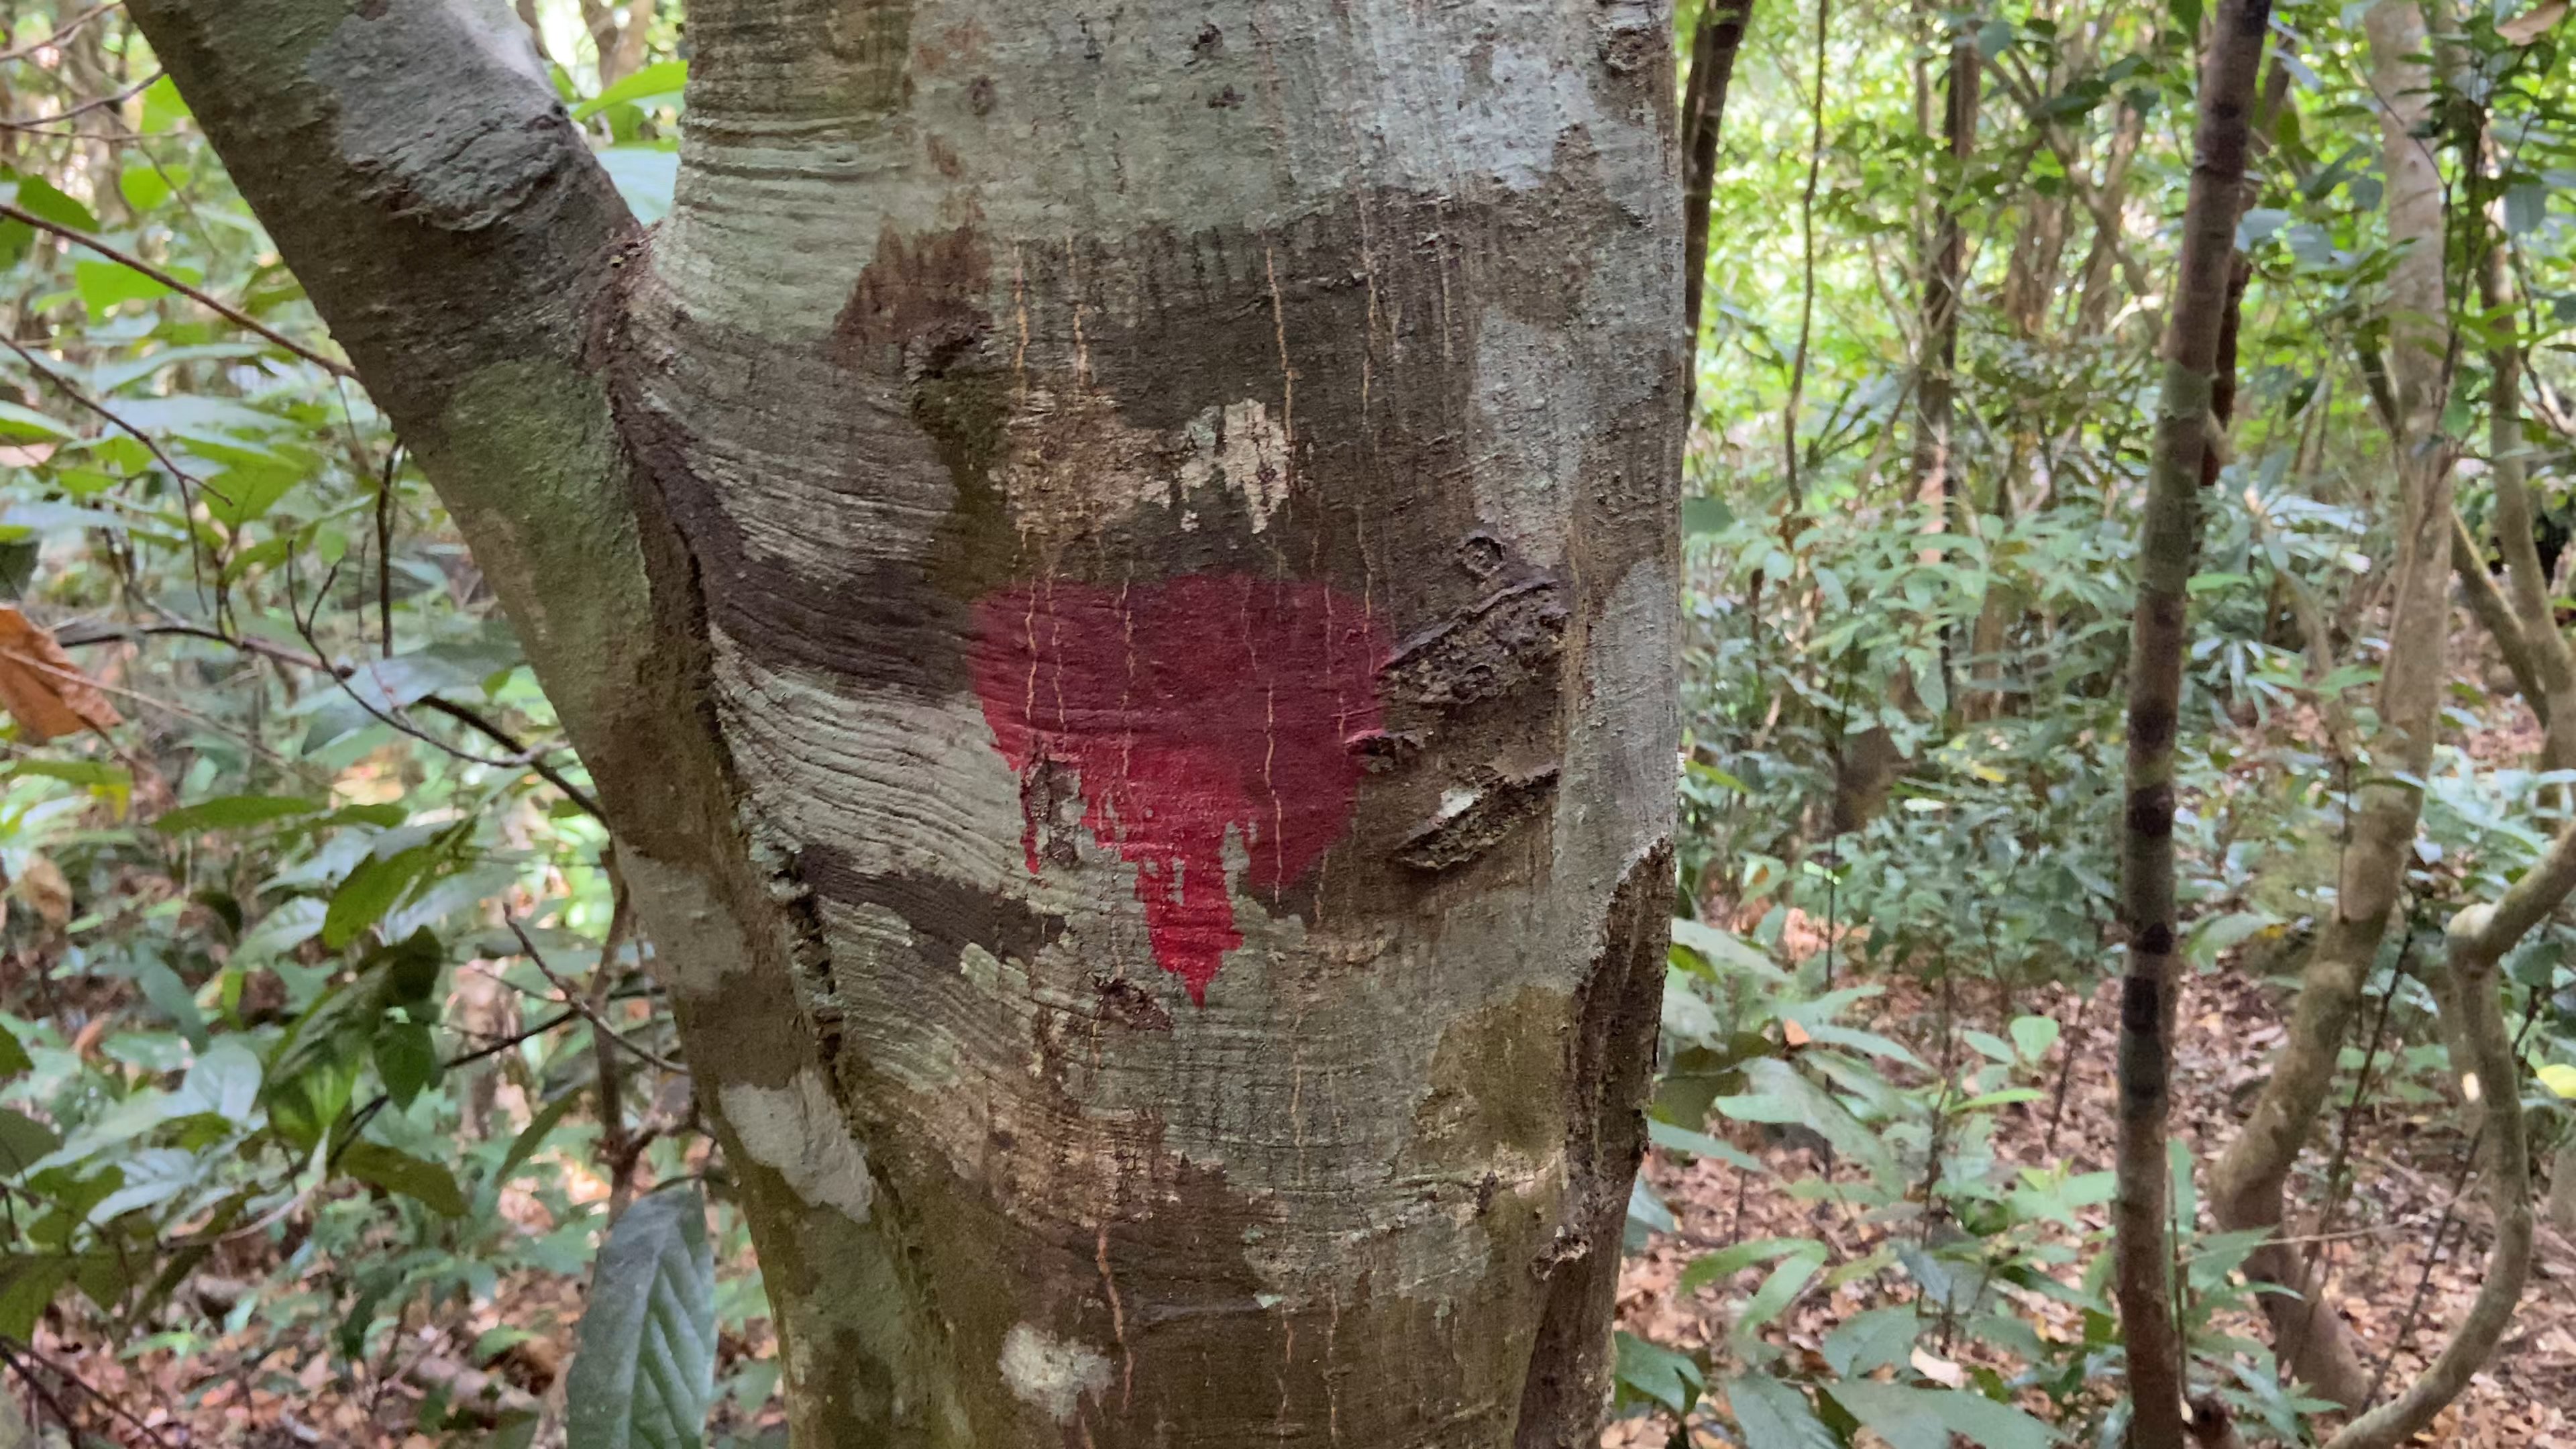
xmin=0 ymin=604 xmax=119 ymax=743
xmin=2501 ymin=0 xmax=2567 ymax=43
xmin=17 ymin=851 xmax=69 ymax=929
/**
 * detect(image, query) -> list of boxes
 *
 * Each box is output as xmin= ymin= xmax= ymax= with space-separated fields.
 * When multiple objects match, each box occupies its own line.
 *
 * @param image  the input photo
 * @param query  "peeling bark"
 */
xmin=136 ymin=1 xmax=1686 ymax=1444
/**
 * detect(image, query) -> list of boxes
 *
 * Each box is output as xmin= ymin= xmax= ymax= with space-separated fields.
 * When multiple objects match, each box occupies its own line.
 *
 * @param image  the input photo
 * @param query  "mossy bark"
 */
xmin=133 ymin=1 xmax=1686 ymax=1444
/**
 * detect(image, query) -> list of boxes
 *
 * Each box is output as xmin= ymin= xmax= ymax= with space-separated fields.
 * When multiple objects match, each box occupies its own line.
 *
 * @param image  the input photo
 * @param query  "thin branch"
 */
xmin=0 ymin=202 xmax=354 ymax=377
xmin=0 ymin=1 xmax=124 ymax=62
xmin=0 ymin=68 xmax=162 ymax=131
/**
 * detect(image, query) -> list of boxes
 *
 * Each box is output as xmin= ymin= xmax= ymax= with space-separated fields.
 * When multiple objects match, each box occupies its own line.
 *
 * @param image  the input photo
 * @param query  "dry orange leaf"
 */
xmin=0 ymin=604 xmax=120 ymax=742
xmin=1782 ymin=1018 xmax=1813 ymax=1049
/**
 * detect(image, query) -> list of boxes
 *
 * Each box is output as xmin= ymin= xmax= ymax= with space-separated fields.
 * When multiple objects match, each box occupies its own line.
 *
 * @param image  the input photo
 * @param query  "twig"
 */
xmin=0 ymin=68 xmax=161 ymax=131
xmin=506 ymin=916 xmax=682 ymax=1075
xmin=0 ymin=203 xmax=352 ymax=377
xmin=0 ymin=1 xmax=123 ymax=62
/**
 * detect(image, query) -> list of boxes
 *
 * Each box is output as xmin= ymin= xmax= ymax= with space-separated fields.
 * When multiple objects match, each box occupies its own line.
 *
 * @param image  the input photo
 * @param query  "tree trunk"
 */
xmin=2206 ymin=0 xmax=2457 ymax=1412
xmin=2109 ymin=0 xmax=2272 ymax=1442
xmin=131 ymin=3 xmax=1685 ymax=1446
xmin=1681 ymin=0 xmax=1756 ymax=349
xmin=1913 ymin=28 xmax=1979 ymax=514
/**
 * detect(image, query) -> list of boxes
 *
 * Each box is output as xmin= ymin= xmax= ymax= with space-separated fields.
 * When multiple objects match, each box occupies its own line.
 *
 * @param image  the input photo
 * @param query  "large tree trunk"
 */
xmin=131 ymin=1 xmax=1685 ymax=1446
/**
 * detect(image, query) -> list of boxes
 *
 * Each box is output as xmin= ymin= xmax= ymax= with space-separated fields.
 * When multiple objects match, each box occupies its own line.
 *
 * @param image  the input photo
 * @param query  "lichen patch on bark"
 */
xmin=719 ymin=1069 xmax=877 ymax=1222
xmin=997 ymin=1322 xmax=1112 ymax=1424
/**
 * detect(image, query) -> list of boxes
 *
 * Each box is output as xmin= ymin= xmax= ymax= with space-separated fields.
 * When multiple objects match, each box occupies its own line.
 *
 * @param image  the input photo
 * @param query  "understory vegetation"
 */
xmin=0 ymin=0 xmax=2567 ymax=1446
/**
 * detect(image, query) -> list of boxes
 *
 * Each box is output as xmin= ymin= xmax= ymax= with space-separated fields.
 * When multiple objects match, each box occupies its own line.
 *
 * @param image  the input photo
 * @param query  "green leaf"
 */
xmin=1734 ymin=1252 xmax=1822 ymax=1342
xmin=1822 ymin=1305 xmax=1921 ymax=1378
xmin=0 ymin=400 xmax=72 ymax=442
xmin=572 ymin=60 xmax=688 ymax=120
xmin=5 ymin=171 xmax=97 ymax=231
xmin=323 ymin=848 xmax=434 ymax=949
xmin=498 ymin=1089 xmax=585 ymax=1187
xmin=1684 ymin=496 xmax=1736 ymax=537
xmin=2537 ymin=1062 xmax=2576 ymax=1098
xmin=156 ymin=794 xmax=327 ymax=834
xmin=1715 ymin=1057 xmax=1900 ymax=1187
xmin=339 ymin=1140 xmax=467 ymax=1217
xmin=118 ymin=162 xmax=177 ymax=211
xmin=1828 ymin=1381 xmax=2055 ymax=1449
xmin=1647 ymin=1118 xmax=1768 ymax=1173
xmin=1725 ymin=1372 xmax=1837 ymax=1449
xmin=0 ymin=1256 xmax=74 ymax=1339
xmin=131 ymin=954 xmax=209 ymax=1049
xmin=568 ymin=1184 xmax=719 ymax=1449
xmin=1671 ymin=917 xmax=1790 ymax=982
xmin=1611 ymin=1331 xmax=1704 ymax=1415
xmin=1678 ymin=1237 xmax=1824 ymax=1295
xmin=139 ymin=76 xmax=191 ymax=131
xmin=2008 ymin=1014 xmax=2061 ymax=1064
xmin=0 ymin=1022 xmax=30 ymax=1081
xmin=0 ymin=1107 xmax=60 ymax=1175
xmin=374 ymin=1018 xmax=439 ymax=1110
xmin=75 ymin=258 xmax=182 ymax=313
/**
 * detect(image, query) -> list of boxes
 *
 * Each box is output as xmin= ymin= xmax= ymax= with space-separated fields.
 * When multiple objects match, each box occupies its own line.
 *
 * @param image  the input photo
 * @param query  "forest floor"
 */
xmin=1611 ymin=967 xmax=2576 ymax=1448
xmin=18 ymin=960 xmax=2571 ymax=1446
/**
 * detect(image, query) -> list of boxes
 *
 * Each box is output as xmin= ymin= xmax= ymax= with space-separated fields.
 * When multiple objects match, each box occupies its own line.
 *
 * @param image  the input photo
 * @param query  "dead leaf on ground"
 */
xmin=0 ymin=605 xmax=119 ymax=743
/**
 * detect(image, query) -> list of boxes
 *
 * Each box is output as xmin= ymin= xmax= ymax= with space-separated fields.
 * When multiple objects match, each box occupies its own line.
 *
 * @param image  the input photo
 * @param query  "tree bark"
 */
xmin=1913 ymin=28 xmax=1979 ymax=514
xmin=132 ymin=2 xmax=1686 ymax=1446
xmin=1681 ymin=0 xmax=1756 ymax=350
xmin=2109 ymin=0 xmax=2272 ymax=1442
xmin=2206 ymin=0 xmax=2459 ymax=1412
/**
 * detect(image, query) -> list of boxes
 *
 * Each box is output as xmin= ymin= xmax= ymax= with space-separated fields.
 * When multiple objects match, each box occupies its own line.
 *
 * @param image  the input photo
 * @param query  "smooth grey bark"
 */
xmin=133 ymin=2 xmax=1686 ymax=1446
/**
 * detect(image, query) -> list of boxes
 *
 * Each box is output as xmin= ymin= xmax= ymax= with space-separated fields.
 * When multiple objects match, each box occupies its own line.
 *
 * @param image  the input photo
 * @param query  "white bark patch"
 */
xmin=998 ymin=1323 xmax=1112 ymax=1422
xmin=719 ymin=1071 xmax=875 ymax=1222
xmin=998 ymin=391 xmax=1293 ymax=543
xmin=1176 ymin=400 xmax=1290 ymax=532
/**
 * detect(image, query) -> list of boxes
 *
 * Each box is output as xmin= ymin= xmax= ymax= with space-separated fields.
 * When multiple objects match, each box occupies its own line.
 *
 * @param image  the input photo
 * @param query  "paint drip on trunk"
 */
xmin=969 ymin=574 xmax=1385 ymax=1002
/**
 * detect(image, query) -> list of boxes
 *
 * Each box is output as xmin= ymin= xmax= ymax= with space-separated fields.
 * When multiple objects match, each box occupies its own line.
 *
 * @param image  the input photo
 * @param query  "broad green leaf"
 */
xmin=1678 ymin=1237 xmax=1824 ymax=1295
xmin=1647 ymin=1118 xmax=1768 ymax=1173
xmin=1671 ymin=917 xmax=1790 ymax=982
xmin=5 ymin=171 xmax=97 ymax=231
xmin=572 ymin=60 xmax=688 ymax=120
xmin=339 ymin=1141 xmax=467 ymax=1217
xmin=1822 ymin=1305 xmax=1921 ymax=1378
xmin=568 ymin=1185 xmax=719 ymax=1449
xmin=2008 ymin=1014 xmax=2061 ymax=1063
xmin=498 ymin=1089 xmax=585 ymax=1187
xmin=75 ymin=258 xmax=187 ymax=313
xmin=1828 ymin=1381 xmax=2055 ymax=1449
xmin=2538 ymin=1062 xmax=2576 ymax=1098
xmin=155 ymin=794 xmax=327 ymax=834
xmin=1725 ymin=1372 xmax=1837 ymax=1449
xmin=1715 ymin=1057 xmax=1900 ymax=1187
xmin=0 ymin=1022 xmax=29 ymax=1080
xmin=139 ymin=76 xmax=191 ymax=131
xmin=0 ymin=1256 xmax=73 ymax=1339
xmin=1734 ymin=1252 xmax=1822 ymax=1341
xmin=1684 ymin=496 xmax=1736 ymax=537
xmin=374 ymin=1018 xmax=439 ymax=1110
xmin=0 ymin=1107 xmax=60 ymax=1174
xmin=174 ymin=1039 xmax=263 ymax=1121
xmin=324 ymin=847 xmax=435 ymax=949
xmin=1611 ymin=1331 xmax=1703 ymax=1415
xmin=0 ymin=401 xmax=72 ymax=441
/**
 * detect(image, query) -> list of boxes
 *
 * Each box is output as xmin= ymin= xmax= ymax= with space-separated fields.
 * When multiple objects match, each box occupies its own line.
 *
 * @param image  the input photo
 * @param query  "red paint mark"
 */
xmin=970 ymin=574 xmax=1385 ymax=1004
